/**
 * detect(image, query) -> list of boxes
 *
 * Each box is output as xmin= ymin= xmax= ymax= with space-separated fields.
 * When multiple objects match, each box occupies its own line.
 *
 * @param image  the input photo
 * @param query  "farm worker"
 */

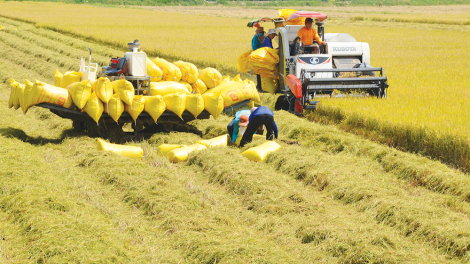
xmin=227 ymin=109 xmax=251 ymax=145
xmin=252 ymin=27 xmax=265 ymax=91
xmin=239 ymin=106 xmax=278 ymax=148
xmin=262 ymin=29 xmax=278 ymax=49
xmin=297 ymin=17 xmax=326 ymax=54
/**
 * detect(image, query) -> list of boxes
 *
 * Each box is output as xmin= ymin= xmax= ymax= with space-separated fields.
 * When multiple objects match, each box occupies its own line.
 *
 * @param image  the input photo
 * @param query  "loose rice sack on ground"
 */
xmin=192 ymin=79 xmax=207 ymax=94
xmin=241 ymin=141 xmax=281 ymax=162
xmin=237 ymin=50 xmax=252 ymax=73
xmin=144 ymin=95 xmax=165 ymax=123
xmin=157 ymin=144 xmax=186 ymax=157
xmin=198 ymin=68 xmax=222 ymax=88
xmin=60 ymin=71 xmax=83 ymax=88
xmin=105 ymin=93 xmax=125 ymax=123
xmin=28 ymin=81 xmax=73 ymax=109
xmin=111 ymin=79 xmax=134 ymax=105
xmin=152 ymin=58 xmax=182 ymax=82
xmin=196 ymin=134 xmax=228 ymax=148
xmin=67 ymin=80 xmax=92 ymax=109
xmin=93 ymin=77 xmax=113 ymax=103
xmin=150 ymin=81 xmax=191 ymax=96
xmin=97 ymin=138 xmax=143 ymax=159
xmin=167 ymin=144 xmax=207 ymax=163
xmin=163 ymin=92 xmax=186 ymax=119
xmin=185 ymin=93 xmax=204 ymax=119
xmin=83 ymin=92 xmax=104 ymax=124
xmin=146 ymin=58 xmax=163 ymax=82
xmin=54 ymin=69 xmax=63 ymax=87
xmin=125 ymin=95 xmax=145 ymax=122
xmin=174 ymin=61 xmax=198 ymax=84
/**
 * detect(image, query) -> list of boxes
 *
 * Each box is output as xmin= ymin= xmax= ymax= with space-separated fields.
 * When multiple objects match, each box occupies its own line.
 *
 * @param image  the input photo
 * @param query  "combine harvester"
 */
xmin=247 ymin=11 xmax=389 ymax=115
xmin=31 ymin=41 xmax=254 ymax=139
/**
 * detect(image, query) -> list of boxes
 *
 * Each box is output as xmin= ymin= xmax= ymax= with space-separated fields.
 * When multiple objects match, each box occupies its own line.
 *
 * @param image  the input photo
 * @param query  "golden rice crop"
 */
xmin=0 ymin=2 xmax=469 ymax=170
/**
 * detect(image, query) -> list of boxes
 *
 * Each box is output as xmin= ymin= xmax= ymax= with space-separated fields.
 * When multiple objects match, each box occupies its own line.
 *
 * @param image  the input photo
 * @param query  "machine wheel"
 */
xmin=275 ymin=95 xmax=290 ymax=111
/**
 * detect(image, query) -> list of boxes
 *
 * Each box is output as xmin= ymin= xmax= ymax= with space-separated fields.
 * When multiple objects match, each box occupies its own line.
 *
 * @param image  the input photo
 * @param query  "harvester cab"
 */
xmin=248 ymin=11 xmax=389 ymax=115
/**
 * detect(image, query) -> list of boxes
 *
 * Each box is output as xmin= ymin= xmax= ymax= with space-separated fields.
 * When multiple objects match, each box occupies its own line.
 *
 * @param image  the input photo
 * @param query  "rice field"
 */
xmin=0 ymin=2 xmax=468 ymax=171
xmin=1 ymin=4 xmax=470 ymax=262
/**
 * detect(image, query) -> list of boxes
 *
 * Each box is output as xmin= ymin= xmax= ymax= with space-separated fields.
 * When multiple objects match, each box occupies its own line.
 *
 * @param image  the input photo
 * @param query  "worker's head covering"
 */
xmin=251 ymin=107 xmax=258 ymax=113
xmin=255 ymin=27 xmax=265 ymax=33
xmin=239 ymin=115 xmax=249 ymax=127
xmin=267 ymin=29 xmax=277 ymax=36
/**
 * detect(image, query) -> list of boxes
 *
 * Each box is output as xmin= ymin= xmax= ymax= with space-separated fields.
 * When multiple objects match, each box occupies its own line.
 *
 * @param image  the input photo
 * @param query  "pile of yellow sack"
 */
xmin=278 ymin=9 xmax=305 ymax=25
xmin=237 ymin=48 xmax=280 ymax=94
xmin=8 ymin=59 xmax=261 ymax=123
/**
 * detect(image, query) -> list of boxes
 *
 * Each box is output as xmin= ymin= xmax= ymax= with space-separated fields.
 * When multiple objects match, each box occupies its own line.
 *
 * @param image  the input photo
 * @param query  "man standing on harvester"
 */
xmin=239 ymin=106 xmax=278 ymax=148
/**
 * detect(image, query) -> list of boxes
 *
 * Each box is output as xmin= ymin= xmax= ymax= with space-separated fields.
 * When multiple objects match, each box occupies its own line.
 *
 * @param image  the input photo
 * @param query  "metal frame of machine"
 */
xmin=249 ymin=11 xmax=389 ymax=115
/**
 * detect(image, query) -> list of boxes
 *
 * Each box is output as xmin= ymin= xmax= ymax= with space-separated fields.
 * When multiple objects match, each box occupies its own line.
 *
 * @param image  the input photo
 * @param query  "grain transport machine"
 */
xmin=39 ymin=41 xmax=250 ymax=140
xmin=249 ymin=12 xmax=389 ymax=114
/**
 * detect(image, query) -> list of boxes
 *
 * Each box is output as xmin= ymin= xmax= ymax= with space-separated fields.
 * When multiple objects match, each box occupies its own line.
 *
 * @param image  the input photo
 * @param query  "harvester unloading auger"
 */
xmin=245 ymin=10 xmax=389 ymax=114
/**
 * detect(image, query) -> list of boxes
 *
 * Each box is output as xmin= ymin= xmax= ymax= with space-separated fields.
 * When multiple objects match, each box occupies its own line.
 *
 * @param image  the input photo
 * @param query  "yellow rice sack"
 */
xmin=185 ymin=93 xmax=204 ymax=119
xmin=105 ymin=94 xmax=125 ymax=123
xmin=278 ymin=9 xmax=305 ymax=25
xmin=201 ymin=92 xmax=224 ymax=120
xmin=67 ymin=80 xmax=92 ymax=109
xmin=83 ymin=92 xmax=104 ymax=124
xmin=191 ymin=79 xmax=207 ymax=94
xmin=237 ymin=50 xmax=252 ymax=73
xmin=163 ymin=92 xmax=186 ymax=119
xmin=235 ymin=134 xmax=265 ymax=147
xmin=60 ymin=71 xmax=82 ymax=88
xmin=20 ymin=80 xmax=34 ymax=114
xmin=196 ymin=134 xmax=228 ymax=148
xmin=125 ymin=95 xmax=145 ymax=122
xmin=16 ymin=81 xmax=26 ymax=112
xmin=246 ymin=79 xmax=261 ymax=104
xmin=111 ymin=79 xmax=134 ymax=106
xmin=157 ymin=144 xmax=187 ymax=157
xmin=8 ymin=79 xmax=17 ymax=109
xmin=94 ymin=77 xmax=113 ymax=103
xmin=167 ymin=143 xmax=207 ymax=163
xmin=28 ymin=81 xmax=73 ymax=109
xmin=147 ymin=58 xmax=163 ymax=82
xmin=10 ymin=79 xmax=21 ymax=110
xmin=150 ymin=81 xmax=191 ymax=96
xmin=144 ymin=95 xmax=166 ymax=123
xmin=233 ymin=74 xmax=242 ymax=82
xmin=97 ymin=138 xmax=143 ymax=159
xmin=179 ymin=81 xmax=193 ymax=93
xmin=152 ymin=58 xmax=182 ymax=82
xmin=241 ymin=141 xmax=281 ymax=162
xmin=198 ymin=68 xmax=222 ymax=88
xmin=218 ymin=76 xmax=231 ymax=87
xmin=54 ymin=69 xmax=63 ymax=87
xmin=249 ymin=48 xmax=279 ymax=68
xmin=173 ymin=61 xmax=198 ymax=84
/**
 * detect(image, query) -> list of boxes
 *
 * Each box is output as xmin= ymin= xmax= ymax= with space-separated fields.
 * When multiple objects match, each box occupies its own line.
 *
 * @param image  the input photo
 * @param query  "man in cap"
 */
xmin=297 ymin=17 xmax=326 ymax=54
xmin=262 ymin=29 xmax=278 ymax=49
xmin=227 ymin=109 xmax=252 ymax=145
xmin=252 ymin=27 xmax=265 ymax=91
xmin=239 ymin=106 xmax=278 ymax=147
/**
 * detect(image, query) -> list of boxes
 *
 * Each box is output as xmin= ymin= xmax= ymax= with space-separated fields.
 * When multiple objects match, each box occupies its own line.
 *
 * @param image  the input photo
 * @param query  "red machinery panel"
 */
xmin=286 ymin=74 xmax=302 ymax=99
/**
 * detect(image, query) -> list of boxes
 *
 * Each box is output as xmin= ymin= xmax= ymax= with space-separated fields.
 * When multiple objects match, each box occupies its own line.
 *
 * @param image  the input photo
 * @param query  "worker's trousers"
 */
xmin=239 ymin=114 xmax=276 ymax=147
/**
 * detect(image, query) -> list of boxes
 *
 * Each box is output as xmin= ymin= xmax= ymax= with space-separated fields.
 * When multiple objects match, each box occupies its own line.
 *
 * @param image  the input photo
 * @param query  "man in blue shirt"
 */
xmin=239 ymin=106 xmax=278 ymax=147
xmin=252 ymin=27 xmax=265 ymax=91
xmin=262 ymin=29 xmax=277 ymax=49
xmin=227 ymin=109 xmax=252 ymax=144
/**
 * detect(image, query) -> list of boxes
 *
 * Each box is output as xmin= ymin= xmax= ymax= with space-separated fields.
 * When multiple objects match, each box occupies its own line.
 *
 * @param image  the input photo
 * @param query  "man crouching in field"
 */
xmin=239 ymin=106 xmax=278 ymax=147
